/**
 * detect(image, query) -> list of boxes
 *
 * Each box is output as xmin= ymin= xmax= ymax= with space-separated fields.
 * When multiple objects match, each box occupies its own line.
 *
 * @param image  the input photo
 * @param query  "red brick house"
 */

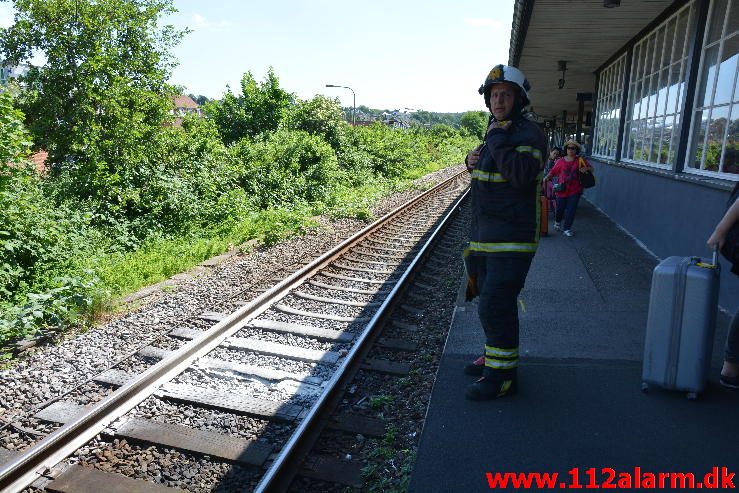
xmin=170 ymin=95 xmax=202 ymax=126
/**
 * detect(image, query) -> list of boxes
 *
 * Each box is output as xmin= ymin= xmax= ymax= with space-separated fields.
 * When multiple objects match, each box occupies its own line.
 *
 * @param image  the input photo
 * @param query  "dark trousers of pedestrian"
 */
xmin=724 ymin=309 xmax=739 ymax=363
xmin=555 ymin=193 xmax=582 ymax=231
xmin=476 ymin=255 xmax=533 ymax=379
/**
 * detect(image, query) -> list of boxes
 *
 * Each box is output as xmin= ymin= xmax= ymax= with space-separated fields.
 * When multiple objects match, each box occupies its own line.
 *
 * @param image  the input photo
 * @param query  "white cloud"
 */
xmin=190 ymin=12 xmax=231 ymax=32
xmin=463 ymin=17 xmax=503 ymax=29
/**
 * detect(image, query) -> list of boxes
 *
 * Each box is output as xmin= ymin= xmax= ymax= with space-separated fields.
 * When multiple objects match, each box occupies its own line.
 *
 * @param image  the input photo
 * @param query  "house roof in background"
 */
xmin=172 ymin=95 xmax=199 ymax=108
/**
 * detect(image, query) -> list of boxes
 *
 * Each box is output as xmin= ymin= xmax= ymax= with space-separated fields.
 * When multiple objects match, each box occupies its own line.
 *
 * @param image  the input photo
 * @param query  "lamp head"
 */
xmin=557 ymin=61 xmax=567 ymax=90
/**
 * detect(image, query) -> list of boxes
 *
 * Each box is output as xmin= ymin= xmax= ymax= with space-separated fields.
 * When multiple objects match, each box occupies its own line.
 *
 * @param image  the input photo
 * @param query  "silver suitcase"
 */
xmin=641 ymin=253 xmax=720 ymax=399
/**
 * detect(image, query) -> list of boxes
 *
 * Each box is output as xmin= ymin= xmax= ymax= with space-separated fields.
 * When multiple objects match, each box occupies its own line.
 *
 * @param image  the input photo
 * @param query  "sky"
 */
xmin=0 ymin=0 xmax=515 ymax=113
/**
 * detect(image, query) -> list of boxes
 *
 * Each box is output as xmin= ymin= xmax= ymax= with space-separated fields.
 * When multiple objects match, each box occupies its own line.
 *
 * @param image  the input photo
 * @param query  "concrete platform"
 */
xmin=409 ymin=200 xmax=739 ymax=492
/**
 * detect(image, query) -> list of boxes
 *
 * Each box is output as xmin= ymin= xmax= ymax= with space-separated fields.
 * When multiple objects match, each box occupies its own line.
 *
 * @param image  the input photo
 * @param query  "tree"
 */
xmin=0 ymin=90 xmax=32 ymax=164
xmin=205 ymin=68 xmax=293 ymax=145
xmin=460 ymin=111 xmax=489 ymax=140
xmin=285 ymin=95 xmax=347 ymax=150
xmin=0 ymin=0 xmax=187 ymax=206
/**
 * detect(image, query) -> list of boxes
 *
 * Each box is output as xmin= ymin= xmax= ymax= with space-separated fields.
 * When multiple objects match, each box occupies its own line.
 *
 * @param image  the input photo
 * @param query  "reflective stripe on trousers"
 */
xmin=475 ymin=255 xmax=533 ymax=377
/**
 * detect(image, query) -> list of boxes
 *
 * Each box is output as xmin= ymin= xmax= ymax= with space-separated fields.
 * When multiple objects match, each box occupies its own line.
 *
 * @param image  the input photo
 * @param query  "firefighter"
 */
xmin=463 ymin=64 xmax=547 ymax=400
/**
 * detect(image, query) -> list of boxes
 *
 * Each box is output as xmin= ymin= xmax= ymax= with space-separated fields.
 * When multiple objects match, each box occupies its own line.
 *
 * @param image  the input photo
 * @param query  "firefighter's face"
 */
xmin=489 ymin=83 xmax=517 ymax=121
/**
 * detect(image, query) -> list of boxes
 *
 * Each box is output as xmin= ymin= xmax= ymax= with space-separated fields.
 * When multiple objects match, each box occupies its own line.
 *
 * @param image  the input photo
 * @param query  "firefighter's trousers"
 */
xmin=476 ymin=255 xmax=533 ymax=378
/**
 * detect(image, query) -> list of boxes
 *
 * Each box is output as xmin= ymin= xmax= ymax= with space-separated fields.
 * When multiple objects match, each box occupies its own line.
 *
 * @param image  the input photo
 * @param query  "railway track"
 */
xmin=0 ymin=169 xmax=470 ymax=493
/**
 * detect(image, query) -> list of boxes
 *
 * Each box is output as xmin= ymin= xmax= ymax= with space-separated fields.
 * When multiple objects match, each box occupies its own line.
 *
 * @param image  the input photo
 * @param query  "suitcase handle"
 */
xmin=695 ymin=246 xmax=720 ymax=269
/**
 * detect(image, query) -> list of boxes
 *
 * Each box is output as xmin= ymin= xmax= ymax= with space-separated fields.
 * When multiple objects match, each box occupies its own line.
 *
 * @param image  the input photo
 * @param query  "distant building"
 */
xmin=382 ymin=110 xmax=411 ymax=129
xmin=30 ymin=150 xmax=48 ymax=174
xmin=169 ymin=95 xmax=202 ymax=126
xmin=353 ymin=109 xmax=376 ymax=126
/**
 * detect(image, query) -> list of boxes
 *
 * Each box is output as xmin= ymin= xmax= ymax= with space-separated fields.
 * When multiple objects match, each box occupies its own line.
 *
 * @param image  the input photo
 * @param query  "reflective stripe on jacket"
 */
xmin=466 ymin=115 xmax=547 ymax=257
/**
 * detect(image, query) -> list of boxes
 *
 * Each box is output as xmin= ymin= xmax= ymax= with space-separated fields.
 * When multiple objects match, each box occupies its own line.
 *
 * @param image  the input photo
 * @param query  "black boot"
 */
xmin=465 ymin=371 xmax=517 ymax=401
xmin=463 ymin=355 xmax=485 ymax=376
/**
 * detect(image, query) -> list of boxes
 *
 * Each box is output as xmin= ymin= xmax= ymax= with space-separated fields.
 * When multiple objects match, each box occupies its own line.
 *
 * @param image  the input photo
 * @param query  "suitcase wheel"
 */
xmin=640 ymin=382 xmax=649 ymax=393
xmin=686 ymin=391 xmax=698 ymax=400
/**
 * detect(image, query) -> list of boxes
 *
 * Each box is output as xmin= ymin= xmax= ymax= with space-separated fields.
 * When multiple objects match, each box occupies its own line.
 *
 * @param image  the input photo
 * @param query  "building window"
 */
xmin=593 ymin=54 xmax=627 ymax=159
xmin=687 ymin=0 xmax=739 ymax=177
xmin=622 ymin=1 xmax=696 ymax=167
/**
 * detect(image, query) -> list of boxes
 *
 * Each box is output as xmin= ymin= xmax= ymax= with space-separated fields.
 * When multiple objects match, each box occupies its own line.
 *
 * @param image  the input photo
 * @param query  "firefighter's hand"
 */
xmin=487 ymin=120 xmax=512 ymax=133
xmin=466 ymin=146 xmax=482 ymax=171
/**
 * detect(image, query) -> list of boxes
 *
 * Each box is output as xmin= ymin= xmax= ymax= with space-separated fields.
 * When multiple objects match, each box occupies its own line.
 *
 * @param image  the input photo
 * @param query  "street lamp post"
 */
xmin=326 ymin=84 xmax=355 ymax=126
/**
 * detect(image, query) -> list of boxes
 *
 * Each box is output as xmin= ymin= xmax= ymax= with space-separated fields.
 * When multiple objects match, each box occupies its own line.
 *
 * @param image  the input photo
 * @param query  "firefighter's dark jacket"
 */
xmin=466 ymin=114 xmax=547 ymax=257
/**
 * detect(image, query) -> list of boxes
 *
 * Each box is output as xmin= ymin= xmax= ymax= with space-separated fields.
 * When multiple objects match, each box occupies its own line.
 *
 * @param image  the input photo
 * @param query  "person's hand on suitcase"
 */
xmin=708 ymin=194 xmax=739 ymax=251
xmin=707 ymin=229 xmax=727 ymax=250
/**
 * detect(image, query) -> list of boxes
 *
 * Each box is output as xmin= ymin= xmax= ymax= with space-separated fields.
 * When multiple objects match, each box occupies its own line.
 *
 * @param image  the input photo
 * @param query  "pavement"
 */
xmin=409 ymin=199 xmax=739 ymax=492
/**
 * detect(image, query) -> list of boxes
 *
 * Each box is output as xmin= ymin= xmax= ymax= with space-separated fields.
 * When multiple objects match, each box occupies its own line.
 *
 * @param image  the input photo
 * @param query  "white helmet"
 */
xmin=478 ymin=64 xmax=531 ymax=107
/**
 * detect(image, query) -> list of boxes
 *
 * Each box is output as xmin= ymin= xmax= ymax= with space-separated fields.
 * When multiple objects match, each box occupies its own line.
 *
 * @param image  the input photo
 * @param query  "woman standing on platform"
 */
xmin=542 ymin=140 xmax=592 ymax=237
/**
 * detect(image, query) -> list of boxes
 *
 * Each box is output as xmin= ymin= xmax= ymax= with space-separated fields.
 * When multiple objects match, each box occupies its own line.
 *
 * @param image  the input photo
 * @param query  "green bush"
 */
xmin=351 ymin=123 xmax=416 ymax=178
xmin=205 ymin=68 xmax=293 ymax=145
xmin=230 ymin=128 xmax=342 ymax=209
xmin=285 ymin=95 xmax=348 ymax=150
xmin=0 ymin=164 xmax=103 ymax=350
xmin=429 ymin=124 xmax=458 ymax=140
xmin=342 ymin=123 xmax=476 ymax=180
xmin=0 ymin=165 xmax=93 ymax=299
xmin=0 ymin=91 xmax=100 ymax=348
xmin=149 ymin=115 xmax=243 ymax=230
xmin=44 ymin=114 xmax=244 ymax=247
xmin=0 ymin=274 xmax=98 ymax=349
xmin=460 ymin=111 xmax=489 ymax=140
xmin=0 ymin=90 xmax=32 ymax=164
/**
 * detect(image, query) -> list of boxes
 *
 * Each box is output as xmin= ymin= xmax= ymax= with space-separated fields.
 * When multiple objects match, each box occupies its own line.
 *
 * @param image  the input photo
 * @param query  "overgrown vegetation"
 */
xmin=362 ymin=424 xmax=416 ymax=492
xmin=0 ymin=0 xmax=479 ymax=357
xmin=351 ymin=105 xmax=467 ymax=129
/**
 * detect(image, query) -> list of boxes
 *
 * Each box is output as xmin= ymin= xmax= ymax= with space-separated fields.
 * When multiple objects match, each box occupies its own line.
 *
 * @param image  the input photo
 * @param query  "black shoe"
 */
xmin=463 ymin=356 xmax=485 ymax=376
xmin=465 ymin=376 xmax=517 ymax=401
xmin=720 ymin=373 xmax=739 ymax=389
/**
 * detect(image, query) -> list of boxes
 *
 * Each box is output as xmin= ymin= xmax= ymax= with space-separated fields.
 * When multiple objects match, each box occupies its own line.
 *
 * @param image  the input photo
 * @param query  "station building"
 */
xmin=510 ymin=0 xmax=739 ymax=311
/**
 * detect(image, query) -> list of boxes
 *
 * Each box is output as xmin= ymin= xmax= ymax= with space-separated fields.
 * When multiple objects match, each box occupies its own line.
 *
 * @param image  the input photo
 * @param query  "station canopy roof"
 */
xmin=509 ymin=0 xmax=675 ymax=122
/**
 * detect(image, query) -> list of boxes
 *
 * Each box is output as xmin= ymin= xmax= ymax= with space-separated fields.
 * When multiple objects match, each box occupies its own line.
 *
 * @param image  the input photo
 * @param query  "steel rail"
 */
xmin=255 ymin=184 xmax=471 ymax=493
xmin=0 ymin=169 xmax=469 ymax=493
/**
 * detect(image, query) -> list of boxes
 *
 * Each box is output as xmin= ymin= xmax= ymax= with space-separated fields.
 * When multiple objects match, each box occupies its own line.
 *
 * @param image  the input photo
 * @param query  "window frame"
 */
xmin=592 ymin=54 xmax=627 ymax=160
xmin=684 ymin=0 xmax=739 ymax=179
xmin=620 ymin=1 xmax=697 ymax=170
